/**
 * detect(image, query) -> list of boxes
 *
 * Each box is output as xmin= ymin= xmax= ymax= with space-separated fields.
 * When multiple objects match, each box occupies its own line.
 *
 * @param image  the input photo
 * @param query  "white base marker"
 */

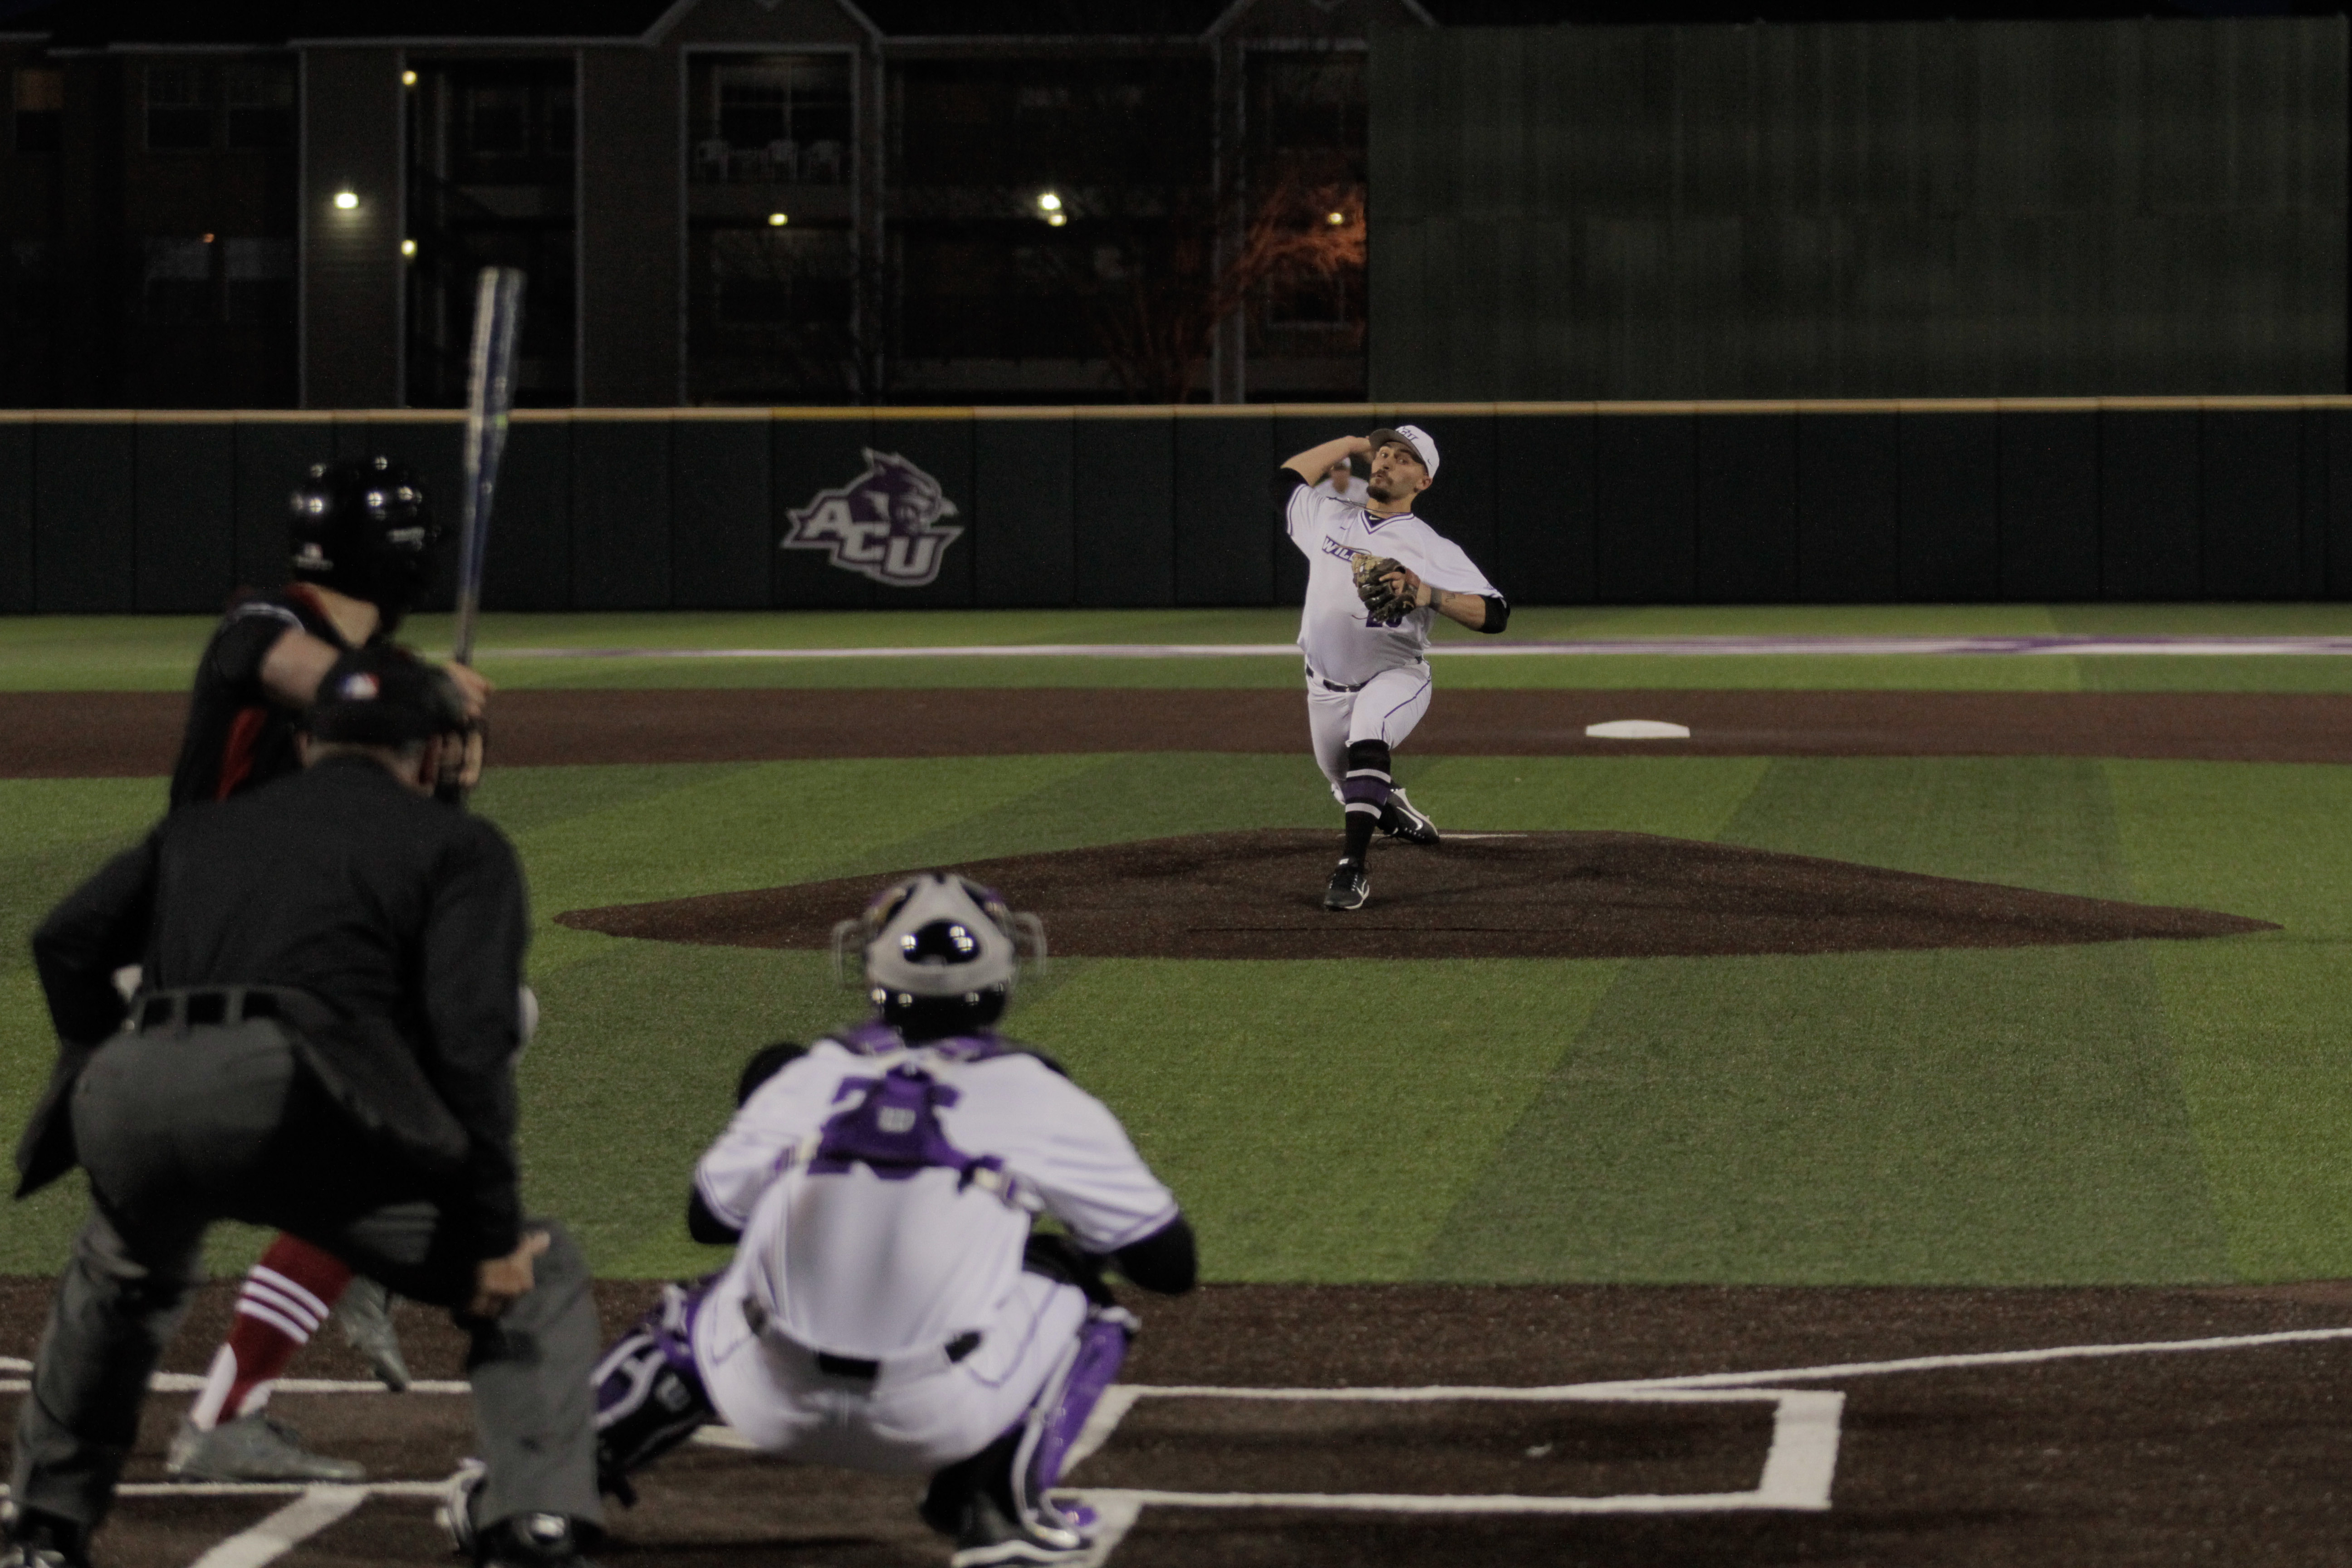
xmin=1585 ymin=720 xmax=1691 ymax=740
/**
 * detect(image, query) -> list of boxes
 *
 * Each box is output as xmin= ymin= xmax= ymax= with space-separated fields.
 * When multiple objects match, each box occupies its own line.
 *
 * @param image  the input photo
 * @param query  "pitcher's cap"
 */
xmin=1368 ymin=424 xmax=1440 ymax=481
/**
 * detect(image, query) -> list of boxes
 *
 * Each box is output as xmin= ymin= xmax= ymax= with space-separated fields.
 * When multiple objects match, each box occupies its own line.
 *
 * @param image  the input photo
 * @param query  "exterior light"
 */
xmin=1327 ymin=211 xmax=1346 ymax=225
xmin=1036 ymin=191 xmax=1062 ymax=213
xmin=401 ymin=238 xmax=416 ymax=257
xmin=767 ymin=211 xmax=788 ymax=227
xmin=1046 ymin=212 xmax=1067 ymax=227
xmin=401 ymin=69 xmax=417 ymax=87
xmin=333 ymin=190 xmax=358 ymax=210
xmin=200 ymin=232 xmax=215 ymax=243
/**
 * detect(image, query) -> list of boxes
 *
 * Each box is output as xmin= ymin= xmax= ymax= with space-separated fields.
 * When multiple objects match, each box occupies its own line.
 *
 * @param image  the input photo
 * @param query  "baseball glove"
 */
xmin=1352 ymin=553 xmax=1417 ymax=622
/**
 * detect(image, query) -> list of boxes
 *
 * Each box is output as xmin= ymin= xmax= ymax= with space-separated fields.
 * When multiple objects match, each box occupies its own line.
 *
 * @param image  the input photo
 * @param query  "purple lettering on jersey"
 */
xmin=808 ymin=1064 xmax=1008 ymax=1193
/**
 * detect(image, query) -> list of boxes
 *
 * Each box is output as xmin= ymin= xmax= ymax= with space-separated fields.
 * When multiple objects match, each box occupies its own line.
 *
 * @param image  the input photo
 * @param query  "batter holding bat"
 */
xmin=1276 ymin=425 xmax=1509 ymax=911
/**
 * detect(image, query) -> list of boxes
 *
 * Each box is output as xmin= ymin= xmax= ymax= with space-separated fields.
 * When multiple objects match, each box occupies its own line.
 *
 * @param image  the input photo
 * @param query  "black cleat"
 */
xmin=0 ymin=1507 xmax=90 ymax=1568
xmin=947 ymin=1490 xmax=1089 ymax=1566
xmin=1379 ymin=787 xmax=1439 ymax=845
xmin=1323 ymin=858 xmax=1370 ymax=911
xmin=923 ymin=1430 xmax=1093 ymax=1567
xmin=441 ymin=1460 xmax=598 ymax=1568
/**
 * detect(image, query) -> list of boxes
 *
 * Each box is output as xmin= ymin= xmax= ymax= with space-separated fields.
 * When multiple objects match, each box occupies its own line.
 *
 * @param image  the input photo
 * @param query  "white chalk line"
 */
xmin=1065 ymin=1386 xmax=1840 ymax=1519
xmin=0 ymin=1373 xmax=466 ymax=1396
xmin=0 ymin=1479 xmax=449 ymax=1499
xmin=470 ymin=636 xmax=2352 ymax=662
xmin=185 ymin=1485 xmax=369 ymax=1568
xmin=5 ymin=1323 xmax=2347 ymax=1558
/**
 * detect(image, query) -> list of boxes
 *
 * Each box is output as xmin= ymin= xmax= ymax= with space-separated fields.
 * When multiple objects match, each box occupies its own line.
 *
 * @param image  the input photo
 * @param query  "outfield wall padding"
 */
xmin=3 ymin=401 xmax=2349 ymax=614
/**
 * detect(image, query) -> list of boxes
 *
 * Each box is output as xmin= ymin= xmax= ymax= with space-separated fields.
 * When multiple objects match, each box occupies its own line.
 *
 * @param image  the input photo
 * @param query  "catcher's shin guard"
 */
xmin=1027 ymin=1305 xmax=1137 ymax=1499
xmin=590 ymin=1280 xmax=716 ymax=1504
xmin=920 ymin=1304 xmax=1137 ymax=1552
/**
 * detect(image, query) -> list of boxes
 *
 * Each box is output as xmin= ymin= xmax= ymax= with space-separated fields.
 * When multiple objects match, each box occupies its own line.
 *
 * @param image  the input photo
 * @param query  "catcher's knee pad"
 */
xmin=1341 ymin=739 xmax=1393 ymax=817
xmin=591 ymin=1280 xmax=716 ymax=1498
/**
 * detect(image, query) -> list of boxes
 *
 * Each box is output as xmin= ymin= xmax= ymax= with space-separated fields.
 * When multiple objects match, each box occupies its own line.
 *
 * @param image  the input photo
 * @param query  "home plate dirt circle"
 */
xmin=555 ymin=829 xmax=2274 ymax=961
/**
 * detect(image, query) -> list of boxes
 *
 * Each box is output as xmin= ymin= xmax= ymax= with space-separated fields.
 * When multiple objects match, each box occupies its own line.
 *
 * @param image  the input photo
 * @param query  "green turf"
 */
xmin=6 ymin=607 xmax=2352 ymax=1286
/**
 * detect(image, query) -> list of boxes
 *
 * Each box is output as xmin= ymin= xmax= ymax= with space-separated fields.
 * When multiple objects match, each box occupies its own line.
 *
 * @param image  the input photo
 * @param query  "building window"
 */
xmin=14 ymin=68 xmax=59 ymax=153
xmin=707 ymin=224 xmax=852 ymax=323
xmin=690 ymin=55 xmax=851 ymax=185
xmin=225 ymin=65 xmax=292 ymax=149
xmin=145 ymin=66 xmax=211 ymax=151
xmin=142 ymin=236 xmax=215 ymax=320
xmin=448 ymin=67 xmax=573 ymax=182
xmin=225 ymin=236 xmax=293 ymax=323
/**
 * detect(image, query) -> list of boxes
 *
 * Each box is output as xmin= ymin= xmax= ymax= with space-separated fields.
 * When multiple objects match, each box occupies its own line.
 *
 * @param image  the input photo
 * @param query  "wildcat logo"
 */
xmin=782 ymin=450 xmax=963 ymax=588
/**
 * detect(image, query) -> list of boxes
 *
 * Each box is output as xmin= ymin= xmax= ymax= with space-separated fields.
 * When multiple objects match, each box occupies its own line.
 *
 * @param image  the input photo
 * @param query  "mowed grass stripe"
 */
xmin=2106 ymin=761 xmax=2352 ymax=1280
xmin=1419 ymin=757 xmax=2236 ymax=1285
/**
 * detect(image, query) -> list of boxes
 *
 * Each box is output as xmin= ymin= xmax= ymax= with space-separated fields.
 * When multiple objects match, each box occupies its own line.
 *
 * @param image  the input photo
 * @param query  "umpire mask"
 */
xmin=836 ymin=873 xmax=1047 ymax=1041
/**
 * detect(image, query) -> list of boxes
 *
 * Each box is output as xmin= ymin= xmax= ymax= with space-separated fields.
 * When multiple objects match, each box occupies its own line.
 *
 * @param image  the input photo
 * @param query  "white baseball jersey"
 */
xmin=695 ymin=1024 xmax=1177 ymax=1362
xmin=1284 ymin=477 xmax=1499 ymax=689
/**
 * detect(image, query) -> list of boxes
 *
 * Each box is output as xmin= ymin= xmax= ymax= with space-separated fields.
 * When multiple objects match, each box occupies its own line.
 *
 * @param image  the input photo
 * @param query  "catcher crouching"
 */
xmin=1275 ymin=425 xmax=1510 ymax=910
xmin=581 ymin=874 xmax=1196 ymax=1568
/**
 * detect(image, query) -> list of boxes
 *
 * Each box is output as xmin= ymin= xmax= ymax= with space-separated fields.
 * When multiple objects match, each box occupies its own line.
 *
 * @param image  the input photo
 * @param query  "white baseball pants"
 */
xmin=691 ymin=1257 xmax=1090 ymax=1476
xmin=1306 ymin=664 xmax=1434 ymax=802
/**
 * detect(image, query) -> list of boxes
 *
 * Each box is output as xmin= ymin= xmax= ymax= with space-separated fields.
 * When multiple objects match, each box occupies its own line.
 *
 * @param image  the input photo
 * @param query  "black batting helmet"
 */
xmin=289 ymin=456 xmax=441 ymax=626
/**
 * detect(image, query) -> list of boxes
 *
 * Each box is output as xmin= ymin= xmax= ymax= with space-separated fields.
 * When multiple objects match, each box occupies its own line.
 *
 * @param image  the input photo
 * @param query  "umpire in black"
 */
xmin=5 ymin=647 xmax=600 ymax=1568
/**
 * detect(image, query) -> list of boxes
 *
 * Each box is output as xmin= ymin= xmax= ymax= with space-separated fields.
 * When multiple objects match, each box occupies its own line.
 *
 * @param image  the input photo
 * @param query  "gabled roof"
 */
xmin=291 ymin=0 xmax=676 ymax=41
xmin=853 ymin=0 xmax=1229 ymax=34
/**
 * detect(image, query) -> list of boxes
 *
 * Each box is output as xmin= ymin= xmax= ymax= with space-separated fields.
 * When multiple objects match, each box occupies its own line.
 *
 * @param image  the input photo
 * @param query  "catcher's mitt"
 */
xmin=1351 ymin=553 xmax=1417 ymax=622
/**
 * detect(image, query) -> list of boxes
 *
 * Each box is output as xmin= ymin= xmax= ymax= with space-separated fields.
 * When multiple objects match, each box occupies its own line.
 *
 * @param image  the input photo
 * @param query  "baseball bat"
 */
xmin=452 ymin=265 xmax=526 ymax=670
xmin=441 ymin=265 xmax=525 ymax=805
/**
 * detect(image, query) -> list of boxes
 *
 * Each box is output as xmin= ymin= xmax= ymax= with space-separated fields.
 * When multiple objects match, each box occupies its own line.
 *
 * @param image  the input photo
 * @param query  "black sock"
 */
xmin=1340 ymin=738 xmax=1391 ymax=863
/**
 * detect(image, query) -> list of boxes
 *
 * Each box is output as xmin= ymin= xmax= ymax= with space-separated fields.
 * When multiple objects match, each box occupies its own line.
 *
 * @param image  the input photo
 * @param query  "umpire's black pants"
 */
xmin=9 ymin=1019 xmax=603 ymax=1536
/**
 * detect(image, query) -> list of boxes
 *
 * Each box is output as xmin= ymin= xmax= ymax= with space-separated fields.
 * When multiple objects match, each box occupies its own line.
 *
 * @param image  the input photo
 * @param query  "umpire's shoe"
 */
xmin=0 ymin=1505 xmax=90 ymax=1568
xmin=1323 ymin=858 xmax=1370 ymax=912
xmin=442 ymin=1459 xmax=598 ymax=1568
xmin=166 ymin=1412 xmax=365 ymax=1483
xmin=1380 ymin=786 xmax=1440 ymax=845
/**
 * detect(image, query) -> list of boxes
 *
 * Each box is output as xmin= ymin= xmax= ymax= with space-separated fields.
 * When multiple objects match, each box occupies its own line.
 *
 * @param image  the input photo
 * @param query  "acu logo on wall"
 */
xmin=780 ymin=450 xmax=964 ymax=588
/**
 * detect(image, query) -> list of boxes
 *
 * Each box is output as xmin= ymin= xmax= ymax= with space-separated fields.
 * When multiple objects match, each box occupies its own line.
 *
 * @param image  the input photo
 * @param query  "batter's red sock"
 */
xmin=188 ymin=1235 xmax=353 ymax=1429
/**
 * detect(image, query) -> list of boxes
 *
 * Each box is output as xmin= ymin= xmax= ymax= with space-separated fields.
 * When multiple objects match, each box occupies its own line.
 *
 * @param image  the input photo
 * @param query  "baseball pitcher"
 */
xmin=1277 ymin=426 xmax=1510 ymax=910
xmin=582 ymin=874 xmax=1196 ymax=1568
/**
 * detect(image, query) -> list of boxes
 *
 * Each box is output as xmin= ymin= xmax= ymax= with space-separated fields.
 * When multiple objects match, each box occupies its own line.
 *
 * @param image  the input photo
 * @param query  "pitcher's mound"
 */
xmin=556 ymin=829 xmax=2274 ymax=961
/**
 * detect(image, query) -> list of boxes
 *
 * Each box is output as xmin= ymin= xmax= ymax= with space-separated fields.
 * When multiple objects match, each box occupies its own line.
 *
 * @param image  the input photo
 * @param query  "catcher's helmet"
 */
xmin=289 ymin=456 xmax=441 ymax=626
xmin=834 ymin=872 xmax=1046 ymax=1041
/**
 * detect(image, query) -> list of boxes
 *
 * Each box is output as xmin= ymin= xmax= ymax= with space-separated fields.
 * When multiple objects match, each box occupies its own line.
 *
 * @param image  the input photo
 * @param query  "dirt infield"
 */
xmin=557 ymin=828 xmax=2274 ymax=961
xmin=14 ymin=687 xmax=2352 ymax=777
xmin=6 ymin=1276 xmax=2352 ymax=1567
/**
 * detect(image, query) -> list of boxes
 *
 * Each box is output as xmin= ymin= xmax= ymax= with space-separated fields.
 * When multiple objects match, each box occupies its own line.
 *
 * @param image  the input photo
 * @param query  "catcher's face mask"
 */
xmin=832 ymin=872 xmax=1046 ymax=1001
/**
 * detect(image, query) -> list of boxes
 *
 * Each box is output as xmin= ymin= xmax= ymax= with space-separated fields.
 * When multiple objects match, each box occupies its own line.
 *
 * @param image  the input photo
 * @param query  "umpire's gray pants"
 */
xmin=9 ymin=1020 xmax=603 ymax=1536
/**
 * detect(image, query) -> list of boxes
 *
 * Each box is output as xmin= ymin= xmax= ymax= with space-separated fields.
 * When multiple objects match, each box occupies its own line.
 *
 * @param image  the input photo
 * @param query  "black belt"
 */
xmin=815 ymin=1330 xmax=982 ymax=1382
xmin=1306 ymin=662 xmax=1367 ymax=694
xmin=132 ymin=985 xmax=305 ymax=1034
